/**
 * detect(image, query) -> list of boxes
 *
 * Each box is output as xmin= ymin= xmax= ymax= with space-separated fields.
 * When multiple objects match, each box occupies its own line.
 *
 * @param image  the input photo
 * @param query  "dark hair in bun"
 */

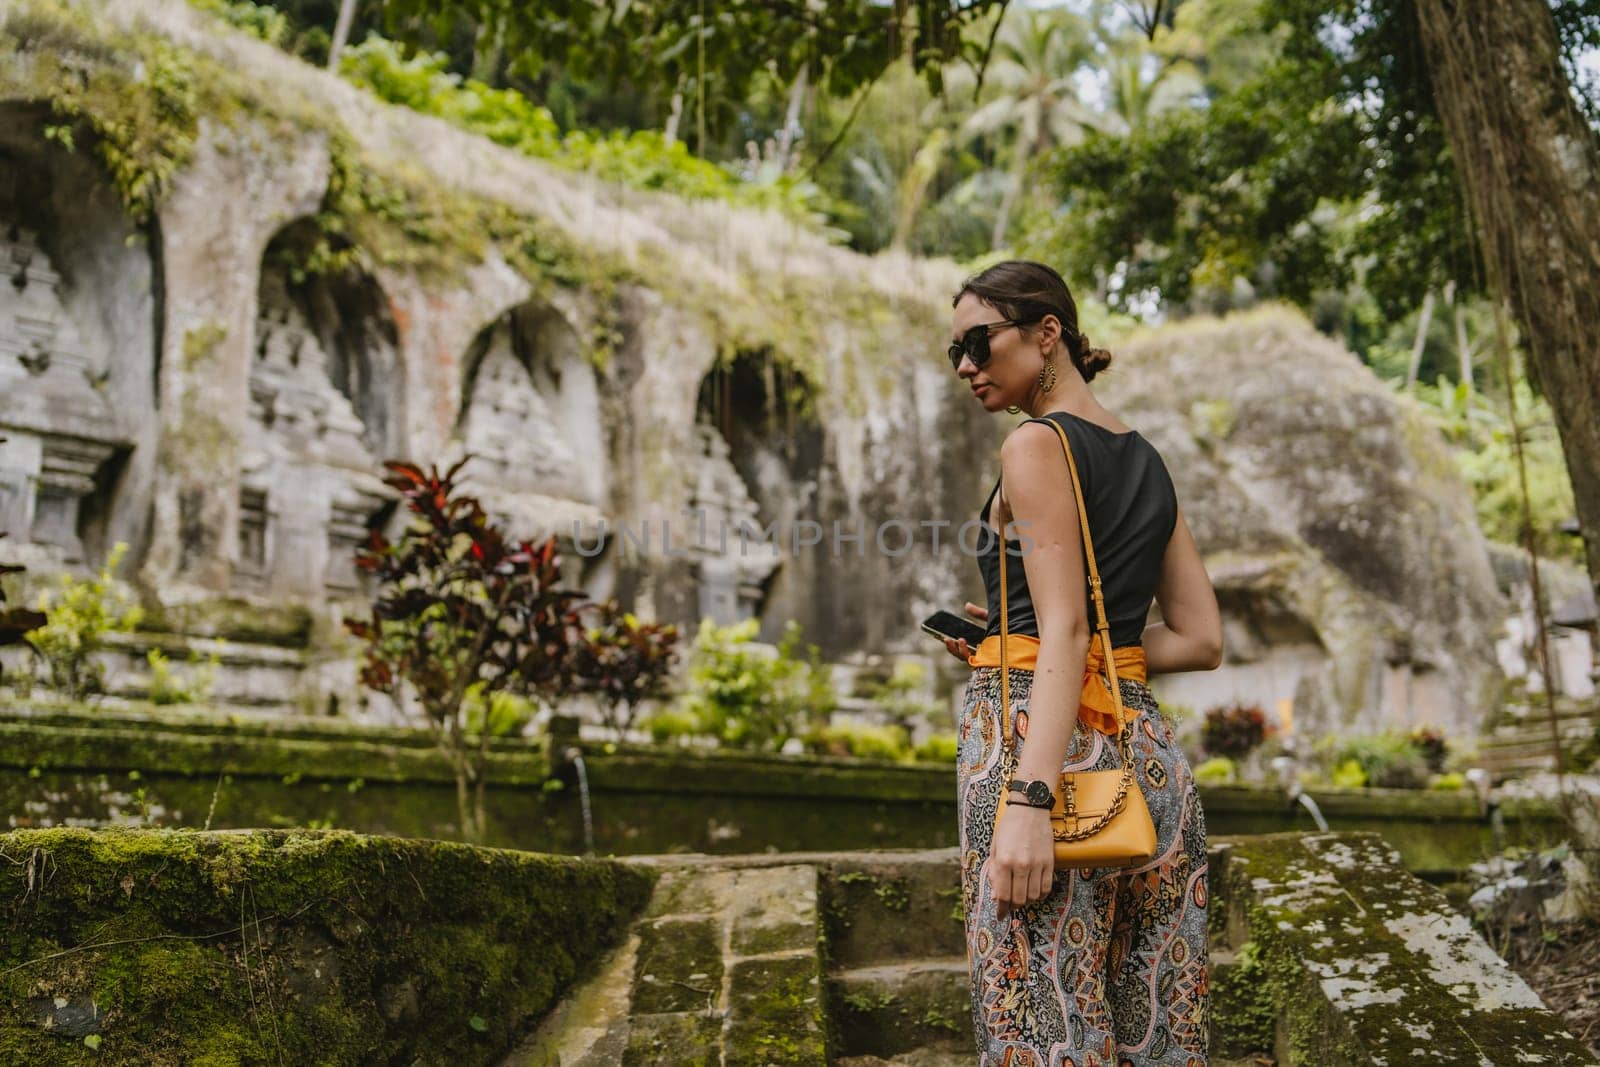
xmin=951 ymin=259 xmax=1114 ymax=383
xmin=1073 ymin=330 xmax=1113 ymax=382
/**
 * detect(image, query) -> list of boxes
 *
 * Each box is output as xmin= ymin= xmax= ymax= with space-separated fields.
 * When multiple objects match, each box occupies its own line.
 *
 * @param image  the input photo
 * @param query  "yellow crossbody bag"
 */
xmin=991 ymin=416 xmax=1157 ymax=868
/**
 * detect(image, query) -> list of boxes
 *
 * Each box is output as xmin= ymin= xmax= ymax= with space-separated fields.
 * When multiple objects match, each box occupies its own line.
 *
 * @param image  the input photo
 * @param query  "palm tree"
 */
xmin=1098 ymin=29 xmax=1207 ymax=134
xmin=953 ymin=8 xmax=1105 ymax=249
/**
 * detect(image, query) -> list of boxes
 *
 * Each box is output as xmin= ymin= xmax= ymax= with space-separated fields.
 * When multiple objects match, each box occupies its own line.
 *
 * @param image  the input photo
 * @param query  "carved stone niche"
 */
xmin=454 ymin=303 xmax=608 ymax=555
xmin=0 ymin=225 xmax=128 ymax=564
xmin=239 ymin=267 xmax=391 ymax=597
xmin=687 ymin=422 xmax=782 ymax=626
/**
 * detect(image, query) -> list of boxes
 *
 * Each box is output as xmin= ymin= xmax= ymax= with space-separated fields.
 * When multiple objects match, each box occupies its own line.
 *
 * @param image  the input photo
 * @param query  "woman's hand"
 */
xmin=988 ymin=802 xmax=1054 ymax=920
xmin=942 ymin=601 xmax=991 ymax=663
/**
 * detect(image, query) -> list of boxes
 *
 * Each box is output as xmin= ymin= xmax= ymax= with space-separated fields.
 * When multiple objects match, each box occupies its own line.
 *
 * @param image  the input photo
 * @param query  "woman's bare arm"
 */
xmin=986 ymin=419 xmax=1094 ymax=917
xmin=1142 ymin=504 xmax=1223 ymax=674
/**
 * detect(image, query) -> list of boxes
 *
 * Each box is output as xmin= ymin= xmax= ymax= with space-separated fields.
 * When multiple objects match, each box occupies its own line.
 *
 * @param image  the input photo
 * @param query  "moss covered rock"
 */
xmin=0 ymin=827 xmax=656 ymax=1064
xmin=1211 ymin=831 xmax=1598 ymax=1065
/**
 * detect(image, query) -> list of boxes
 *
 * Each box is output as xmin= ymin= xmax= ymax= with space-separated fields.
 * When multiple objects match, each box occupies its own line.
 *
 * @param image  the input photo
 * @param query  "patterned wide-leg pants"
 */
xmin=956 ymin=664 xmax=1211 ymax=1067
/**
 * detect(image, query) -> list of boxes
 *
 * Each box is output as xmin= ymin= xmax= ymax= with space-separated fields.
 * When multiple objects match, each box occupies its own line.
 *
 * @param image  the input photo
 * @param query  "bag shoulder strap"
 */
xmin=997 ymin=415 xmax=1129 ymax=755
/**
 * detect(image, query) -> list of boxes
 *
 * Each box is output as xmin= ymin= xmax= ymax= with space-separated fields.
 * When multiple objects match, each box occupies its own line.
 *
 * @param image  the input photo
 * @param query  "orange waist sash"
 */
xmin=966 ymin=633 xmax=1147 ymax=736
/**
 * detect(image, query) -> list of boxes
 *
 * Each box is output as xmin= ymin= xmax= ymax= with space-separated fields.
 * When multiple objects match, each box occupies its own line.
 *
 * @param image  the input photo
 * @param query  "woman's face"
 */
xmin=950 ymin=292 xmax=1038 ymax=412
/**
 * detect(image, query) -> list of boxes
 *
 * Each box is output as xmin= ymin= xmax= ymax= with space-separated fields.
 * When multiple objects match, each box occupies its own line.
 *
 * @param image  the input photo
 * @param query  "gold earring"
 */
xmin=1006 ymin=404 xmax=1021 ymax=414
xmin=1038 ymin=358 xmax=1058 ymax=393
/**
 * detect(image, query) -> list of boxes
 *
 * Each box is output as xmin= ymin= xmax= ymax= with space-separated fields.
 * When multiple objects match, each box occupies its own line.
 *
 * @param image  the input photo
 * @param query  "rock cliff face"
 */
xmin=0 ymin=0 xmax=1508 ymax=735
xmin=1098 ymin=307 xmax=1507 ymax=738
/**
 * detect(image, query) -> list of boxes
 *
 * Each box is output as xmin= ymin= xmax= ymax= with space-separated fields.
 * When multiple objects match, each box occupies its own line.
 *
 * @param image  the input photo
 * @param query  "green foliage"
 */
xmin=145 ymin=647 xmax=219 ymax=706
xmin=187 ymin=0 xmax=289 ymax=46
xmin=1401 ymin=373 xmax=1580 ymax=565
xmin=461 ymin=684 xmax=536 ymax=739
xmin=376 ymin=0 xmax=1005 ymax=136
xmin=26 ymin=543 xmax=143 ymax=701
xmin=914 ymin=732 xmax=960 ymax=763
xmin=1428 ymin=771 xmax=1465 ymax=792
xmin=1025 ymin=0 xmax=1480 ymax=329
xmin=1330 ymin=758 xmax=1367 ymax=789
xmin=674 ymin=618 xmax=835 ymax=752
xmin=640 ymin=708 xmax=702 ymax=746
xmin=19 ymin=17 xmax=202 ymax=225
xmin=1193 ymin=756 xmax=1237 ymax=784
xmin=808 ymin=722 xmax=913 ymax=762
xmin=337 ymin=37 xmax=837 ymax=229
xmin=1316 ymin=731 xmax=1431 ymax=790
xmin=861 ymin=660 xmax=941 ymax=735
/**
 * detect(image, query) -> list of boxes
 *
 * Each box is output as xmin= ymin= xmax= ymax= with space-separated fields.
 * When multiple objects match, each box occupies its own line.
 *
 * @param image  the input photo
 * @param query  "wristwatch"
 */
xmin=1007 ymin=778 xmax=1055 ymax=809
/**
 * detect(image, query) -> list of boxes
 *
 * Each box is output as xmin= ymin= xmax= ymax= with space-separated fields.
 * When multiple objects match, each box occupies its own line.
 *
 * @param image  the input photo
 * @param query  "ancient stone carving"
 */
xmin=240 ymin=271 xmax=389 ymax=595
xmin=687 ymin=423 xmax=781 ymax=625
xmin=453 ymin=309 xmax=607 ymax=550
xmin=0 ymin=226 xmax=127 ymax=562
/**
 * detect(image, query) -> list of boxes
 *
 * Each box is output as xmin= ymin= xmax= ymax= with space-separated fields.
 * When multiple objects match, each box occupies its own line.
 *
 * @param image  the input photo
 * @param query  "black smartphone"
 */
xmin=921 ymin=609 xmax=987 ymax=647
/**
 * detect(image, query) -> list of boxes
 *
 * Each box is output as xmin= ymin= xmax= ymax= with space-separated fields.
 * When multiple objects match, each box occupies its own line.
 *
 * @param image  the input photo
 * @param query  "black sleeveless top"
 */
xmin=976 ymin=410 xmax=1178 ymax=648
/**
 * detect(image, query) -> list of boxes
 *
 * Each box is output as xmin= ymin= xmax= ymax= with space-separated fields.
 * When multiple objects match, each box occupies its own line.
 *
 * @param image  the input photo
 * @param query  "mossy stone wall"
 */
xmin=0 ymin=710 xmax=1565 ymax=874
xmin=0 ymin=827 xmax=656 ymax=1064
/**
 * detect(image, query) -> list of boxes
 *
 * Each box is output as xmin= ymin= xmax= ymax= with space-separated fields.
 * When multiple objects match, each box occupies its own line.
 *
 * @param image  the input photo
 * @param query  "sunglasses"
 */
xmin=948 ymin=319 xmax=1034 ymax=372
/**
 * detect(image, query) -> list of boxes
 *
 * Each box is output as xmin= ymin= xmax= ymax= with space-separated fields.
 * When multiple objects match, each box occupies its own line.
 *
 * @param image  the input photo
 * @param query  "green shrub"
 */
xmin=27 ymin=543 xmax=143 ymax=700
xmin=1429 ymin=771 xmax=1466 ymax=791
xmin=146 ymin=647 xmax=219 ymax=705
xmin=462 ymin=685 xmax=537 ymax=738
xmin=862 ymin=660 xmax=942 ymax=735
xmin=641 ymin=708 xmax=701 ymax=745
xmin=337 ymin=38 xmax=838 ymax=228
xmin=1326 ymin=732 xmax=1431 ymax=789
xmin=1331 ymin=758 xmax=1368 ymax=788
xmin=188 ymin=0 xmax=289 ymax=45
xmin=914 ymin=732 xmax=959 ymax=763
xmin=809 ymin=722 xmax=913 ymax=762
xmin=1193 ymin=756 xmax=1237 ymax=784
xmin=675 ymin=618 xmax=835 ymax=751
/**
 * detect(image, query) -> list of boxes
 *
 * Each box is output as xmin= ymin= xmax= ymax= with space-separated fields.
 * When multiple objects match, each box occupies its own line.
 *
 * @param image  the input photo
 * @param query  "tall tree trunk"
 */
xmin=774 ymin=66 xmax=808 ymax=173
xmin=470 ymin=18 xmax=505 ymax=85
xmin=327 ymin=0 xmax=357 ymax=72
xmin=665 ymin=76 xmax=686 ymax=144
xmin=1407 ymin=288 xmax=1435 ymax=388
xmin=1414 ymin=0 xmax=1600 ymax=664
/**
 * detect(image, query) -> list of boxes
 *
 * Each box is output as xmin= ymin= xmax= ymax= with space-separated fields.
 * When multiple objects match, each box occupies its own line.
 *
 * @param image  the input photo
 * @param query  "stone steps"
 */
xmin=96 ymin=629 xmax=308 ymax=715
xmin=828 ymin=957 xmax=970 ymax=1060
xmin=501 ymin=862 xmax=829 ymax=1065
xmin=509 ymin=837 xmax=1598 ymax=1065
xmin=812 ymin=850 xmax=970 ymax=1063
xmin=1478 ymin=706 xmax=1600 ymax=778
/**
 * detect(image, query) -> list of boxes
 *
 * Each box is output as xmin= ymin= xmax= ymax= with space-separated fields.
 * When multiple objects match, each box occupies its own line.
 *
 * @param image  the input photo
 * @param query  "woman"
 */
xmin=939 ymin=260 xmax=1222 ymax=1067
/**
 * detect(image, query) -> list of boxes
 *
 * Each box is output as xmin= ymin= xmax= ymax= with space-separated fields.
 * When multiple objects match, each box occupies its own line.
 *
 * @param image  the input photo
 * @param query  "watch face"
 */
xmin=1025 ymin=780 xmax=1053 ymax=806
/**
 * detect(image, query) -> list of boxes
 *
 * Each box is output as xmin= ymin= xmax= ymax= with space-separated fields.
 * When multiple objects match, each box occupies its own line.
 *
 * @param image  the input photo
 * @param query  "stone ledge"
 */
xmin=1212 ymin=831 xmax=1599 ymax=1065
xmin=0 ymin=827 xmax=657 ymax=1065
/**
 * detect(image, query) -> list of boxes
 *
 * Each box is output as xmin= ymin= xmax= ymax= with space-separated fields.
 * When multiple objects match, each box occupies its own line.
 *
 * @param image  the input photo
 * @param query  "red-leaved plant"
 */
xmin=345 ymin=458 xmax=588 ymax=842
xmin=568 ymin=599 xmax=681 ymax=738
xmin=1200 ymin=702 xmax=1269 ymax=760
